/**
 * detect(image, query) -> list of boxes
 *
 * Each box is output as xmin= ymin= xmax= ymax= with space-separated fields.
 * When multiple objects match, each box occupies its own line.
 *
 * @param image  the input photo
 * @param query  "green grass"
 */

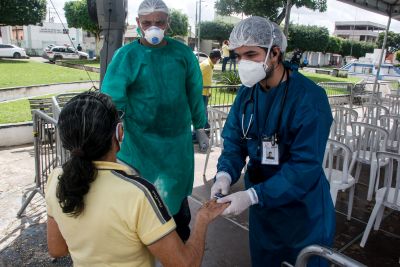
xmin=0 ymin=99 xmax=31 ymax=124
xmin=0 ymin=59 xmax=100 ymax=89
xmin=214 ymin=69 xmax=362 ymax=85
xmin=63 ymin=59 xmax=100 ymax=68
xmin=0 ymin=90 xmax=87 ymax=124
xmin=300 ymin=71 xmax=362 ymax=84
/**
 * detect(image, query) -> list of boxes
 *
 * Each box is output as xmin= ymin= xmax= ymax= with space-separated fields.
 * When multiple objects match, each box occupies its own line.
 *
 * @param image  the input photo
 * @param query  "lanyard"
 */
xmin=258 ymin=67 xmax=290 ymax=144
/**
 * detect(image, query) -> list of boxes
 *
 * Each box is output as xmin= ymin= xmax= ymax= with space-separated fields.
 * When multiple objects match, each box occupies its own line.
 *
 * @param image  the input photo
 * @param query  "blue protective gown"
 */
xmin=217 ymin=64 xmax=336 ymax=267
xmin=101 ymin=37 xmax=206 ymax=215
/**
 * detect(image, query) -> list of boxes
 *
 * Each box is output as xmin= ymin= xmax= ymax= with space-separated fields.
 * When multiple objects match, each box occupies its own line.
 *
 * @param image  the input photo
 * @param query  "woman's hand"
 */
xmin=196 ymin=200 xmax=229 ymax=224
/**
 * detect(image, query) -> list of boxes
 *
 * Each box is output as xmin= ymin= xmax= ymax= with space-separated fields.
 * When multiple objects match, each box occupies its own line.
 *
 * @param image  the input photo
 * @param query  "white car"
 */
xmin=44 ymin=46 xmax=89 ymax=62
xmin=193 ymin=51 xmax=208 ymax=63
xmin=0 ymin=44 xmax=28 ymax=59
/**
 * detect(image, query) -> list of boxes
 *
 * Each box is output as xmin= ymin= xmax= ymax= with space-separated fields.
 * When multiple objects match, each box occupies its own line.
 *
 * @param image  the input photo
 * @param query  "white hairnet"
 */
xmin=229 ymin=16 xmax=287 ymax=52
xmin=138 ymin=0 xmax=169 ymax=16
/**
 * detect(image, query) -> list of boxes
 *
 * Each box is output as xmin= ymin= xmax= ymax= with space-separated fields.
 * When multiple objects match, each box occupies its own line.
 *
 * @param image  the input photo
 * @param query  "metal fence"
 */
xmin=205 ymin=85 xmax=240 ymax=113
xmin=17 ymin=110 xmax=67 ymax=217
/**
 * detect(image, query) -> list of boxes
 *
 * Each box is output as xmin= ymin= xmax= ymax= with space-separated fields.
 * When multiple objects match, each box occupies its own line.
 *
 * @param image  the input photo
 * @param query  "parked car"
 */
xmin=43 ymin=46 xmax=89 ymax=62
xmin=0 ymin=44 xmax=28 ymax=59
xmin=193 ymin=51 xmax=208 ymax=63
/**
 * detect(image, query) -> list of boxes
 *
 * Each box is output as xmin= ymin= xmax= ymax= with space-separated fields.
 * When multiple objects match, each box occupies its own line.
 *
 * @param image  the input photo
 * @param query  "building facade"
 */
xmin=0 ymin=22 xmax=83 ymax=56
xmin=333 ymin=21 xmax=385 ymax=43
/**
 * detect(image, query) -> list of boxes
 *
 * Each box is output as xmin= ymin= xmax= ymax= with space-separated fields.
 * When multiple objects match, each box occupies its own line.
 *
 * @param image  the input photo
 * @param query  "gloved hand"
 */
xmin=217 ymin=188 xmax=258 ymax=216
xmin=210 ymin=172 xmax=231 ymax=199
xmin=196 ymin=129 xmax=209 ymax=152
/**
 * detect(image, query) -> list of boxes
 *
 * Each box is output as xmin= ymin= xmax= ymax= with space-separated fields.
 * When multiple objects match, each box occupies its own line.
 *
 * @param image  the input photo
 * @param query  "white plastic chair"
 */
xmin=361 ymin=103 xmax=389 ymax=125
xmin=323 ymin=139 xmax=356 ymax=220
xmin=330 ymin=105 xmax=358 ymax=142
xmin=203 ymin=107 xmax=228 ymax=179
xmin=350 ymin=122 xmax=389 ymax=201
xmin=379 ymin=114 xmax=400 ymax=153
xmin=360 ymin=151 xmax=400 ymax=247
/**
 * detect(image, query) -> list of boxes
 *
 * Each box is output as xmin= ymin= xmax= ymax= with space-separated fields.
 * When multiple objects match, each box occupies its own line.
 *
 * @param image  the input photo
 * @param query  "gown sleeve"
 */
xmin=253 ymin=96 xmax=333 ymax=208
xmin=101 ymin=47 xmax=137 ymax=112
xmin=217 ymin=88 xmax=248 ymax=182
xmin=185 ymin=50 xmax=206 ymax=129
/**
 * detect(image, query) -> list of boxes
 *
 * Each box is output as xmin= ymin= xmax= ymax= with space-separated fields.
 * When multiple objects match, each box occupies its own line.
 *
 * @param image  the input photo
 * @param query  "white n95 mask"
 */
xmin=144 ymin=26 xmax=165 ymax=45
xmin=238 ymin=47 xmax=273 ymax=88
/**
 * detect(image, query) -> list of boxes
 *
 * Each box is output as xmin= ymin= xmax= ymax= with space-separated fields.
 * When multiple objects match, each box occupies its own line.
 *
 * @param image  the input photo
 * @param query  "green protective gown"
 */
xmin=101 ymin=37 xmax=206 ymax=215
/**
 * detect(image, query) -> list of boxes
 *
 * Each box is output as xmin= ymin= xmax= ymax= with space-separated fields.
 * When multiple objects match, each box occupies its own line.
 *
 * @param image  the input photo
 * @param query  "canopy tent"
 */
xmin=338 ymin=0 xmax=400 ymax=93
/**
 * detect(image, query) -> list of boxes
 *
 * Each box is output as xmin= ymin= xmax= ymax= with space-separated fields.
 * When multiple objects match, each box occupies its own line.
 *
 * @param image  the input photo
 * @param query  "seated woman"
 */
xmin=46 ymin=92 xmax=228 ymax=267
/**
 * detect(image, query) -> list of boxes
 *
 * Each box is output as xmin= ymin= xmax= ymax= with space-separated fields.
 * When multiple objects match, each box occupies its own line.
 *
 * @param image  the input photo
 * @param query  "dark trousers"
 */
xmin=203 ymin=95 xmax=210 ymax=129
xmin=173 ymin=198 xmax=191 ymax=242
xmin=222 ymin=57 xmax=230 ymax=72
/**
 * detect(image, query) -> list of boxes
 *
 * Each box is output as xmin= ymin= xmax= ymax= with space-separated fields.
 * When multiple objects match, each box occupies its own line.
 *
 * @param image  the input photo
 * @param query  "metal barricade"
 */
xmin=205 ymin=85 xmax=240 ymax=114
xmin=52 ymin=92 xmax=81 ymax=120
xmin=17 ymin=110 xmax=67 ymax=217
xmin=282 ymin=245 xmax=366 ymax=267
xmin=318 ymin=82 xmax=354 ymax=108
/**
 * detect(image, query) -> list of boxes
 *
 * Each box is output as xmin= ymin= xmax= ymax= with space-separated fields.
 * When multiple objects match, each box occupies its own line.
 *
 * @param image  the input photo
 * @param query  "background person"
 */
xmin=211 ymin=16 xmax=335 ymax=267
xmin=200 ymin=49 xmax=222 ymax=129
xmin=46 ymin=92 xmax=228 ymax=267
xmin=221 ymin=40 xmax=230 ymax=72
xmin=101 ymin=0 xmax=209 ymax=242
xmin=229 ymin=48 xmax=237 ymax=72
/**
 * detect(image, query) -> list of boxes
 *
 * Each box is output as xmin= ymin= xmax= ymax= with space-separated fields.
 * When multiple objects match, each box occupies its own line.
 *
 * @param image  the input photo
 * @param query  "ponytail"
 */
xmin=57 ymin=156 xmax=97 ymax=217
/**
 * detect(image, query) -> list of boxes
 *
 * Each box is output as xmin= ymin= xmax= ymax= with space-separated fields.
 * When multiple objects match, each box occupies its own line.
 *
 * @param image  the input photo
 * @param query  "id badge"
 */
xmin=262 ymin=139 xmax=279 ymax=165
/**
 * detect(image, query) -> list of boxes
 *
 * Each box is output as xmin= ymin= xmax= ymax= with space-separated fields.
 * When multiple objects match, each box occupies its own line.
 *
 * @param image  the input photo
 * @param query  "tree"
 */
xmin=0 ymin=0 xmax=46 ymax=26
xmin=325 ymin=36 xmax=342 ymax=54
xmin=377 ymin=31 xmax=400 ymax=53
xmin=340 ymin=40 xmax=375 ymax=58
xmin=215 ymin=0 xmax=327 ymax=25
xmin=64 ymin=0 xmax=101 ymax=55
xmin=199 ymin=21 xmax=234 ymax=44
xmin=168 ymin=9 xmax=189 ymax=37
xmin=287 ymin=24 xmax=329 ymax=52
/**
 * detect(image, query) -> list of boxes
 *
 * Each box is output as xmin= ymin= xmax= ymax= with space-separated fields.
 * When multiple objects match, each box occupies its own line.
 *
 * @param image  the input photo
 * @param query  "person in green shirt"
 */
xmin=101 ymin=0 xmax=209 ymax=242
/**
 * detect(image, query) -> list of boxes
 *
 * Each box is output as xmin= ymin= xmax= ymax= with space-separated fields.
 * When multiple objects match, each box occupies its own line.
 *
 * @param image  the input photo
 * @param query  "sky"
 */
xmin=48 ymin=0 xmax=400 ymax=33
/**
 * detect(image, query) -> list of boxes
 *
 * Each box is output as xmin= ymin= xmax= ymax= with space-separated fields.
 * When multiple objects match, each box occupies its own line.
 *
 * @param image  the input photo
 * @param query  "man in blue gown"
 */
xmin=211 ymin=16 xmax=336 ymax=267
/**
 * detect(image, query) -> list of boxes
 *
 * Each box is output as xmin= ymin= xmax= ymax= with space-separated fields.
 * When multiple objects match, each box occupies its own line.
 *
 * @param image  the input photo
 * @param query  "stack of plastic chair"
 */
xmin=203 ymin=107 xmax=229 ymax=180
xmin=323 ymin=139 xmax=356 ymax=220
xmin=350 ymin=122 xmax=388 ymax=201
xmin=360 ymin=151 xmax=400 ymax=247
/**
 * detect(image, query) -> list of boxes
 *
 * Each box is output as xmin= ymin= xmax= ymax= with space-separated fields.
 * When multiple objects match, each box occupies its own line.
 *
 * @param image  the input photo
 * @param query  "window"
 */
xmin=63 ymin=29 xmax=69 ymax=34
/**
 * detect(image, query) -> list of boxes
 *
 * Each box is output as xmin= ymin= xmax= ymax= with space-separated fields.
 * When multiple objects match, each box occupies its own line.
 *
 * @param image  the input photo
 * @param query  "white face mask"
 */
xmin=143 ymin=26 xmax=165 ymax=45
xmin=238 ymin=48 xmax=272 ymax=88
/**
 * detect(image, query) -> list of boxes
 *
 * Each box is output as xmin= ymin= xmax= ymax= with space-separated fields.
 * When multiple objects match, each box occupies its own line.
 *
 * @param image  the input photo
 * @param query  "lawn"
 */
xmin=0 ymin=59 xmax=100 ymax=89
xmin=63 ymin=59 xmax=100 ymax=68
xmin=0 ymin=90 xmax=87 ymax=124
xmin=300 ymin=71 xmax=362 ymax=84
xmin=0 ymin=99 xmax=31 ymax=124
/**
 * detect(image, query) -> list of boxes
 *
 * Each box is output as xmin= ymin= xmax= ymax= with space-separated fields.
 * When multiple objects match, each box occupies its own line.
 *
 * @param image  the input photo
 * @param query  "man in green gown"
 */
xmin=101 ymin=0 xmax=208 ymax=241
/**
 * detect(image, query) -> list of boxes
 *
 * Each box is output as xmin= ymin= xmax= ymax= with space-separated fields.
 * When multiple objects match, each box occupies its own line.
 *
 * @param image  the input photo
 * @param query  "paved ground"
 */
xmin=1 ymin=144 xmax=400 ymax=266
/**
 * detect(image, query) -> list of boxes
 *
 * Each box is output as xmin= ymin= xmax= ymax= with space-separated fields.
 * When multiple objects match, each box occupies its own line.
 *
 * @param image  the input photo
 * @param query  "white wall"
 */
xmin=0 ymin=27 xmax=12 ymax=44
xmin=23 ymin=22 xmax=82 ymax=51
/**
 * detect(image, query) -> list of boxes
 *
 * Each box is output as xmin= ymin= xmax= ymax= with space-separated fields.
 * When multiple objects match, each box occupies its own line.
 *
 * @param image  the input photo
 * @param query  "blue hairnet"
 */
xmin=229 ymin=16 xmax=287 ymax=52
xmin=138 ymin=0 xmax=169 ymax=15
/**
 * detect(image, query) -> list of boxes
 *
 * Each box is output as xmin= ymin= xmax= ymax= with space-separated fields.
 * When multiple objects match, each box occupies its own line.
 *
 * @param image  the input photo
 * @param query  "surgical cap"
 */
xmin=229 ymin=16 xmax=287 ymax=52
xmin=138 ymin=0 xmax=169 ymax=16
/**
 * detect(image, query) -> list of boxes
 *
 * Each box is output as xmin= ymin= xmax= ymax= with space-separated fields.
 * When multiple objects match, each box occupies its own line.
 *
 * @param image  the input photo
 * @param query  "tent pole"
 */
xmin=373 ymin=8 xmax=392 ymax=95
